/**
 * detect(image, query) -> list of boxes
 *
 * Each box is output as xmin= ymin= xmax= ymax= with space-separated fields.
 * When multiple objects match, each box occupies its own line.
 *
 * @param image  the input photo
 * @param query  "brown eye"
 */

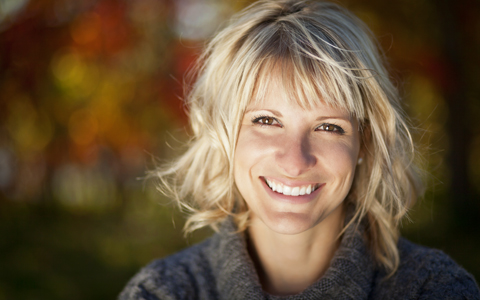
xmin=251 ymin=115 xmax=282 ymax=127
xmin=324 ymin=125 xmax=335 ymax=131
xmin=260 ymin=117 xmax=275 ymax=125
xmin=318 ymin=124 xmax=335 ymax=131
xmin=317 ymin=123 xmax=345 ymax=134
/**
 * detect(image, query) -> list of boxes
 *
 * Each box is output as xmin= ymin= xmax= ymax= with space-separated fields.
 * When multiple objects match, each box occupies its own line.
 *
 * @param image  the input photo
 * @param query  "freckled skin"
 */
xmin=234 ymin=82 xmax=361 ymax=236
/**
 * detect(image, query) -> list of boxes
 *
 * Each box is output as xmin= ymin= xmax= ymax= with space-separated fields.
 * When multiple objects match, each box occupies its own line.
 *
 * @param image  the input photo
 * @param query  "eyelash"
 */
xmin=251 ymin=115 xmax=346 ymax=135
xmin=251 ymin=115 xmax=282 ymax=127
xmin=316 ymin=123 xmax=346 ymax=134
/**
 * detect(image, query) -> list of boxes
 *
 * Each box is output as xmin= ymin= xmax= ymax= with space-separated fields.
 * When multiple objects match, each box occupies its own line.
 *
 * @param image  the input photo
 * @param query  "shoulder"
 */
xmin=373 ymin=238 xmax=480 ymax=299
xmin=118 ymin=237 xmax=218 ymax=300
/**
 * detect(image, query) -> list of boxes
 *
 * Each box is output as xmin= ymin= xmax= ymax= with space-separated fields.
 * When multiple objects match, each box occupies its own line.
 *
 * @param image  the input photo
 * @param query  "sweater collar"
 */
xmin=206 ymin=215 xmax=377 ymax=300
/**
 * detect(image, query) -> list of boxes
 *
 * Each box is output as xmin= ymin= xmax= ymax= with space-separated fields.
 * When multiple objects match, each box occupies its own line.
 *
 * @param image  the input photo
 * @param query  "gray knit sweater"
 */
xmin=119 ymin=218 xmax=480 ymax=299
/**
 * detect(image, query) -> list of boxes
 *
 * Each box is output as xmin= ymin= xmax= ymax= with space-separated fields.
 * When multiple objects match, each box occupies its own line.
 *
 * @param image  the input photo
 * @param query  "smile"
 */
xmin=264 ymin=177 xmax=321 ymax=196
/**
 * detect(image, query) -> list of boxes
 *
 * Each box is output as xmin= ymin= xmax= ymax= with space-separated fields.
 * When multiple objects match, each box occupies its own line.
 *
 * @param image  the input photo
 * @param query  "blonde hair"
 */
xmin=154 ymin=0 xmax=422 ymax=275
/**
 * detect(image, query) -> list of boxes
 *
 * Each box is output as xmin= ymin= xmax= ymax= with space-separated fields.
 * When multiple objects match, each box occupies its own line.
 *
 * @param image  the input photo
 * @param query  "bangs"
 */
xmin=244 ymin=18 xmax=369 ymax=121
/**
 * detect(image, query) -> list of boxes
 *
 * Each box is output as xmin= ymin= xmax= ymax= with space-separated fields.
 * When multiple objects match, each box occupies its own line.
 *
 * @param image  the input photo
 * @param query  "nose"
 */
xmin=275 ymin=133 xmax=317 ymax=177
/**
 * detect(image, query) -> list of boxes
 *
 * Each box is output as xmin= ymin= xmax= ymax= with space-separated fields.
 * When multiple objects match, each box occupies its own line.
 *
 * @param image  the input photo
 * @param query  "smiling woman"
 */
xmin=119 ymin=0 xmax=480 ymax=299
xmin=235 ymin=80 xmax=362 ymax=293
xmin=235 ymin=79 xmax=360 ymax=237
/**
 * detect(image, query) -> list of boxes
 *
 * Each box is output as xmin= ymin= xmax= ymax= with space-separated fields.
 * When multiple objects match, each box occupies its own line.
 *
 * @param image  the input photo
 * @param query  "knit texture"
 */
xmin=119 ymin=219 xmax=480 ymax=300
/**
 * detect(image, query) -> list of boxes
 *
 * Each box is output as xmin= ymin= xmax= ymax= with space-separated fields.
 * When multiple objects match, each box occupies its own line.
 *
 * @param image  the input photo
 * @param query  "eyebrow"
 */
xmin=315 ymin=116 xmax=351 ymax=122
xmin=244 ymin=108 xmax=283 ymax=117
xmin=245 ymin=109 xmax=351 ymax=123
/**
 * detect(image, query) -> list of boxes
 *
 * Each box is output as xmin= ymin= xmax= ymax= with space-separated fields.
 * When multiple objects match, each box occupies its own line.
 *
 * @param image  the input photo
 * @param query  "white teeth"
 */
xmin=299 ymin=186 xmax=306 ymax=195
xmin=277 ymin=184 xmax=283 ymax=193
xmin=265 ymin=178 xmax=317 ymax=197
xmin=291 ymin=187 xmax=300 ymax=196
xmin=306 ymin=185 xmax=312 ymax=194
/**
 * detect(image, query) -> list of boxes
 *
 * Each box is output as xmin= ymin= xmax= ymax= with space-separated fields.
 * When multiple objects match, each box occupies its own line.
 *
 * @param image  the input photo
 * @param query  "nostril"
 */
xmin=275 ymin=144 xmax=316 ymax=176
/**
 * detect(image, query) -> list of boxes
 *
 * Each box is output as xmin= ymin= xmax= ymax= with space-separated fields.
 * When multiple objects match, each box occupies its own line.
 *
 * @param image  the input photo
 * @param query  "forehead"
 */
xmin=249 ymin=62 xmax=353 ymax=117
xmin=247 ymin=83 xmax=354 ymax=126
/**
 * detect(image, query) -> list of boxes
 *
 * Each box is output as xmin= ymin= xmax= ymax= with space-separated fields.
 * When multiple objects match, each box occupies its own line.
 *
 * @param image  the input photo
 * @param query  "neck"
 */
xmin=247 ymin=208 xmax=345 ymax=296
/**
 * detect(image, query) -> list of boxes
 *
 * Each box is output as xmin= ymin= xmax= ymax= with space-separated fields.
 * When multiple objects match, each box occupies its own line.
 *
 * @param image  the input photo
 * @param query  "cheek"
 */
xmin=234 ymin=128 xmax=259 ymax=189
xmin=234 ymin=127 xmax=277 ymax=171
xmin=234 ymin=128 xmax=279 ymax=200
xmin=318 ymin=141 xmax=359 ymax=187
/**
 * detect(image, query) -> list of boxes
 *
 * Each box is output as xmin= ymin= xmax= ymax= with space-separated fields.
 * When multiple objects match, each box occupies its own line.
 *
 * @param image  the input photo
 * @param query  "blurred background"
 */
xmin=0 ymin=0 xmax=479 ymax=298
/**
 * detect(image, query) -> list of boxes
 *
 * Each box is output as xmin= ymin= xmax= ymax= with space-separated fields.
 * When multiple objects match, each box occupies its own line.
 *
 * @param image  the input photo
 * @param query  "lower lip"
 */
xmin=261 ymin=178 xmax=323 ymax=204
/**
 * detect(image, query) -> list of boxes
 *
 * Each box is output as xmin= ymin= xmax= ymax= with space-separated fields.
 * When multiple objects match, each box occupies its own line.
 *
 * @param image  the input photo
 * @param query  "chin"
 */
xmin=262 ymin=211 xmax=322 ymax=235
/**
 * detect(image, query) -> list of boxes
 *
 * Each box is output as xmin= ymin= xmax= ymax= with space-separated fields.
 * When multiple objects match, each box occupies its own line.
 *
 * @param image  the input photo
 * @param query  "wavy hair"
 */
xmin=154 ymin=0 xmax=423 ymax=275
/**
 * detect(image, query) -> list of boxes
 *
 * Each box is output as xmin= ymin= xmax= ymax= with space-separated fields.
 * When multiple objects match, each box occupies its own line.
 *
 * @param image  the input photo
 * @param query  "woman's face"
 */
xmin=234 ymin=80 xmax=361 ymax=235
